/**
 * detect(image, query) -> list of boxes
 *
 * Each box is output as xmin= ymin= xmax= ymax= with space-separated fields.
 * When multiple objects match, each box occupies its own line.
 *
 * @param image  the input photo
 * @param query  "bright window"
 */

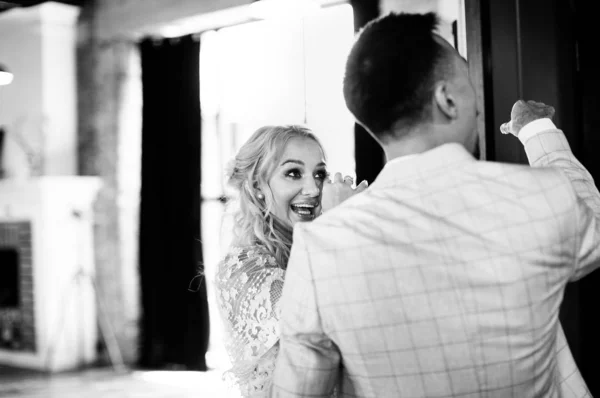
xmin=199 ymin=4 xmax=355 ymax=370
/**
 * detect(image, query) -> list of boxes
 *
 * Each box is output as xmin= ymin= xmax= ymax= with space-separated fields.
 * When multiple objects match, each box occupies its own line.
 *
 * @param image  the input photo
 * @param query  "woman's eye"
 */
xmin=285 ymin=169 xmax=302 ymax=179
xmin=314 ymin=170 xmax=329 ymax=181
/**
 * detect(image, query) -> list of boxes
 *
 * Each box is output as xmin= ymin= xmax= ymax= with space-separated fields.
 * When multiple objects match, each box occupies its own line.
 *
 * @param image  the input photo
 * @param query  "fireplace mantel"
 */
xmin=0 ymin=177 xmax=101 ymax=214
xmin=0 ymin=176 xmax=101 ymax=371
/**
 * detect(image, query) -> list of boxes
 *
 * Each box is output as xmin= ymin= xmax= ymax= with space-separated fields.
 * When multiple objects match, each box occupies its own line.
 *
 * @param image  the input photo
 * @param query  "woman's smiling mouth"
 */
xmin=290 ymin=202 xmax=319 ymax=220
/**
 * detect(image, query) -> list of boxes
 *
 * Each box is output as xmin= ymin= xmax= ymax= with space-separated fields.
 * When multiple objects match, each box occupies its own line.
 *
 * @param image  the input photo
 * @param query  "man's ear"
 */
xmin=433 ymin=82 xmax=458 ymax=120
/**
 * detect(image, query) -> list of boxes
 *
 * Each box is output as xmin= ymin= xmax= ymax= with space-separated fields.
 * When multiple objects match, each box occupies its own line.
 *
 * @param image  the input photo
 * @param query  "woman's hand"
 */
xmin=320 ymin=172 xmax=368 ymax=214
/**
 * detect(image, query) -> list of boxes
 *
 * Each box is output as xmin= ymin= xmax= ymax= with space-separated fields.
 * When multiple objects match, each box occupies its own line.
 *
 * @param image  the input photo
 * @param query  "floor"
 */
xmin=0 ymin=365 xmax=235 ymax=398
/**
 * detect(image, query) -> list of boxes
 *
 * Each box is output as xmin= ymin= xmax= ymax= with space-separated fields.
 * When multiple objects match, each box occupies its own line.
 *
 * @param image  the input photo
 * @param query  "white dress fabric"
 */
xmin=215 ymin=245 xmax=285 ymax=397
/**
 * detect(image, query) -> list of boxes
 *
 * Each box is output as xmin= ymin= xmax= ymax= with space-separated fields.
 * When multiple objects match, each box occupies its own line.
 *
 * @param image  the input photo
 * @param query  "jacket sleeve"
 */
xmin=270 ymin=225 xmax=341 ymax=397
xmin=520 ymin=119 xmax=600 ymax=280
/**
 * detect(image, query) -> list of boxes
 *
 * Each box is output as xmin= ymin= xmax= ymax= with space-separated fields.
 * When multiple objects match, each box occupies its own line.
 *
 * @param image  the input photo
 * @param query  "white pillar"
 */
xmin=0 ymin=2 xmax=79 ymax=178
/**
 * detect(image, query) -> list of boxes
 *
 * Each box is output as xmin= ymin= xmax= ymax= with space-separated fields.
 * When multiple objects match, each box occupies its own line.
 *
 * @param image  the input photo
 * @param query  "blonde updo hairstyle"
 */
xmin=226 ymin=125 xmax=325 ymax=268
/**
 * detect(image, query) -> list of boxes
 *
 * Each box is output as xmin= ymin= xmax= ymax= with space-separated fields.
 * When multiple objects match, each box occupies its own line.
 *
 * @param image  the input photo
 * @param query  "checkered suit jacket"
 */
xmin=271 ymin=120 xmax=599 ymax=397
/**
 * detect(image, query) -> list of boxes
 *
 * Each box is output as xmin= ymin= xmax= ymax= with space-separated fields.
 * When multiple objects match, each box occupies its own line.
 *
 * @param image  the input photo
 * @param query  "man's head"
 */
xmin=343 ymin=12 xmax=479 ymax=155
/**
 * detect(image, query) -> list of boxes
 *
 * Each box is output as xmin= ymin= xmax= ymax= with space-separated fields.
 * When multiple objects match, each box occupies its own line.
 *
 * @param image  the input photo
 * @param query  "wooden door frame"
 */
xmin=465 ymin=0 xmax=491 ymax=160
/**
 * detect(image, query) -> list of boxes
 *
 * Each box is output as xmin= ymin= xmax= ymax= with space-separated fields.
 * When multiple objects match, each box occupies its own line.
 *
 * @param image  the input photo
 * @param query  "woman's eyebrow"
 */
xmin=280 ymin=159 xmax=304 ymax=166
xmin=280 ymin=160 xmax=327 ymax=167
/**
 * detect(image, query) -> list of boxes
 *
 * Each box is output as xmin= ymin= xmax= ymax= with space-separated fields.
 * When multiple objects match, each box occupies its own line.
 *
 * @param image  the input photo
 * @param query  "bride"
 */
xmin=214 ymin=125 xmax=366 ymax=397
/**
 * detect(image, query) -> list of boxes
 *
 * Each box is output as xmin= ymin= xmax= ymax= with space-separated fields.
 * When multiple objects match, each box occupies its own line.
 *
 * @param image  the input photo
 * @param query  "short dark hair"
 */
xmin=343 ymin=12 xmax=452 ymax=138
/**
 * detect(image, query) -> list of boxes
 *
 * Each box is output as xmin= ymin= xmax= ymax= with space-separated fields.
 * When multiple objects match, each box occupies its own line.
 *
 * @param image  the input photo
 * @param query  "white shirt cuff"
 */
xmin=518 ymin=118 xmax=557 ymax=143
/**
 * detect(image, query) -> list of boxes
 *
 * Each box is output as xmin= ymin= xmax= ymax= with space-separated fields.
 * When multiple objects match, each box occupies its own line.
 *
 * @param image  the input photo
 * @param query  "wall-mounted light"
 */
xmin=0 ymin=64 xmax=14 ymax=86
xmin=249 ymin=0 xmax=321 ymax=20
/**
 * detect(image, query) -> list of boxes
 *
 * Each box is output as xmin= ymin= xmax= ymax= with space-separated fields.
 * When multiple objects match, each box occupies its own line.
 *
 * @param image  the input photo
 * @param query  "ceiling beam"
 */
xmin=91 ymin=0 xmax=251 ymax=40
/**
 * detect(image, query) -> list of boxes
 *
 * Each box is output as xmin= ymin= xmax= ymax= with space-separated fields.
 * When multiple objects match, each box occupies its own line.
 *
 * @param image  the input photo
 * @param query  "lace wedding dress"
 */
xmin=215 ymin=246 xmax=285 ymax=397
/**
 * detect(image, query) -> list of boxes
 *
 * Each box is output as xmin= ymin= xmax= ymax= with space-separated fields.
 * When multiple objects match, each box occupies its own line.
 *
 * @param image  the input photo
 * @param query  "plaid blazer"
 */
xmin=271 ymin=120 xmax=599 ymax=397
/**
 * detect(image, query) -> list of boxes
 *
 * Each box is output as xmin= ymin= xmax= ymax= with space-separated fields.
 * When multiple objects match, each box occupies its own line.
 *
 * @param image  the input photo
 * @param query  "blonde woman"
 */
xmin=214 ymin=125 xmax=366 ymax=397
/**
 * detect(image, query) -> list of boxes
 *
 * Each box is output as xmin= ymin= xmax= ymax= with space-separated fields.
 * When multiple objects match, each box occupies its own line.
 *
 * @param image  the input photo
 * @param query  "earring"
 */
xmin=256 ymin=192 xmax=264 ymax=200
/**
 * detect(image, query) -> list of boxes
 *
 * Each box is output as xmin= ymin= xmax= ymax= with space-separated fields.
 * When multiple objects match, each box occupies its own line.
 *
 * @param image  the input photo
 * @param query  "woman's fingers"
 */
xmin=333 ymin=172 xmax=343 ymax=183
xmin=355 ymin=180 xmax=369 ymax=193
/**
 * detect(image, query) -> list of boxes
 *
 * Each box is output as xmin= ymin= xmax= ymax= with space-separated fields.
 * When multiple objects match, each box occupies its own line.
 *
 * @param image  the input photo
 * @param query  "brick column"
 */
xmin=77 ymin=2 xmax=142 ymax=364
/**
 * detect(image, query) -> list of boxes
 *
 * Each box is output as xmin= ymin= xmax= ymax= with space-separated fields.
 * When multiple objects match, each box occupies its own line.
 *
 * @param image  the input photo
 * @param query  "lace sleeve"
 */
xmin=215 ymin=246 xmax=285 ymax=396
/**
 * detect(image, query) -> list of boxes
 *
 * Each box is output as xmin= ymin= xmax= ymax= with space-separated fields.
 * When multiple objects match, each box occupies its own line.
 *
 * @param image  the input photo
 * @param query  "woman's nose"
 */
xmin=302 ymin=177 xmax=320 ymax=196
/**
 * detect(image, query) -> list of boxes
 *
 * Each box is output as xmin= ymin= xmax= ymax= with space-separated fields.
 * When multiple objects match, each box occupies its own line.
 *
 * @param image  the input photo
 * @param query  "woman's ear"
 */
xmin=245 ymin=179 xmax=263 ymax=199
xmin=433 ymin=82 xmax=458 ymax=120
xmin=254 ymin=181 xmax=266 ymax=200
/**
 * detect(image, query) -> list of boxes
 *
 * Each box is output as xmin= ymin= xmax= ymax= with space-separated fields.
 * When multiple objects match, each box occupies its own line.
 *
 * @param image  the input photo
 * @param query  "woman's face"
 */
xmin=264 ymin=137 xmax=327 ymax=227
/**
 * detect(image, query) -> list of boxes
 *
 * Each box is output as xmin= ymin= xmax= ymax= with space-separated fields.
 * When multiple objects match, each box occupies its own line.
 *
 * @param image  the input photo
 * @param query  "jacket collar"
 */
xmin=371 ymin=143 xmax=477 ymax=189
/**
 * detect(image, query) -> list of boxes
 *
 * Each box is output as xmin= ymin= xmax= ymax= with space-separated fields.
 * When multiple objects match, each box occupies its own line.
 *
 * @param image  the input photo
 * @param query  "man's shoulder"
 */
xmin=293 ymin=195 xmax=365 ymax=244
xmin=299 ymin=160 xmax=576 ymax=235
xmin=311 ymin=190 xmax=370 ymax=227
xmin=451 ymin=159 xmax=580 ymax=223
xmin=478 ymin=158 xmax=573 ymax=187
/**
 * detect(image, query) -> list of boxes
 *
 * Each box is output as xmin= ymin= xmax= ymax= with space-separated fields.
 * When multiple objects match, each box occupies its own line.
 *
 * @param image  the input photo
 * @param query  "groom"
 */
xmin=270 ymin=12 xmax=598 ymax=397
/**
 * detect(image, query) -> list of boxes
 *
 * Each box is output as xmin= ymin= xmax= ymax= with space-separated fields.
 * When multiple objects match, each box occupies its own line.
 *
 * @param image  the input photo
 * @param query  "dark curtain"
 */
xmin=138 ymin=35 xmax=209 ymax=370
xmin=349 ymin=0 xmax=386 ymax=184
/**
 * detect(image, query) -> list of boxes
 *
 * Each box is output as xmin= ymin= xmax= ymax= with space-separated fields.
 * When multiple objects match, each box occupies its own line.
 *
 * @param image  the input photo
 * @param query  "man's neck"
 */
xmin=382 ymin=130 xmax=441 ymax=162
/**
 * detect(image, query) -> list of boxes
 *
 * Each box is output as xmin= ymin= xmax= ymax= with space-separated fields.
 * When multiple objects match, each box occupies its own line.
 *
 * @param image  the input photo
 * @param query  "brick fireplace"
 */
xmin=0 ymin=176 xmax=101 ymax=372
xmin=0 ymin=2 xmax=106 ymax=373
xmin=0 ymin=222 xmax=35 ymax=352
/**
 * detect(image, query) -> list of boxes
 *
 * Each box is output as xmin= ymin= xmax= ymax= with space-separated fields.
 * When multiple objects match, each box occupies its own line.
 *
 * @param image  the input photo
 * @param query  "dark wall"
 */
xmin=349 ymin=0 xmax=386 ymax=184
xmin=486 ymin=0 xmax=578 ymax=162
xmin=573 ymin=0 xmax=600 ymax=394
